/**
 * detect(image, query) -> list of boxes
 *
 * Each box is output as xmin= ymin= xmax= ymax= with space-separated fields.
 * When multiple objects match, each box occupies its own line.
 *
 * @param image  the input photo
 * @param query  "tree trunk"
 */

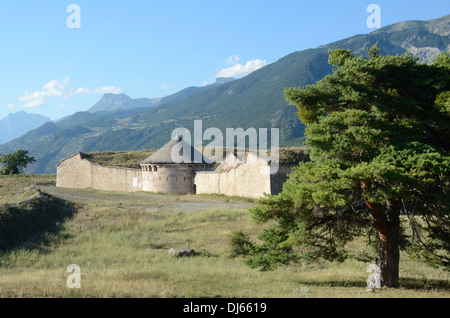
xmin=364 ymin=198 xmax=401 ymax=288
xmin=361 ymin=181 xmax=401 ymax=288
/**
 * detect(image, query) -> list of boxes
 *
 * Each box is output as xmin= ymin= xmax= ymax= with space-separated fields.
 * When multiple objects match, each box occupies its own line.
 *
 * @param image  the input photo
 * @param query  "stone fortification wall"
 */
xmin=92 ymin=164 xmax=142 ymax=192
xmin=195 ymin=154 xmax=272 ymax=199
xmin=57 ymin=152 xmax=295 ymax=198
xmin=57 ymin=153 xmax=142 ymax=192
xmin=56 ymin=153 xmax=93 ymax=189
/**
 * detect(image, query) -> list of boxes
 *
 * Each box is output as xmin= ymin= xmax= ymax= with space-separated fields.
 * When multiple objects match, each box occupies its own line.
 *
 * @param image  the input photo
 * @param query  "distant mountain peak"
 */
xmin=98 ymin=93 xmax=133 ymax=103
xmin=87 ymin=77 xmax=236 ymax=114
xmin=88 ymin=93 xmax=159 ymax=113
xmin=0 ymin=111 xmax=51 ymax=145
xmin=101 ymin=92 xmax=129 ymax=99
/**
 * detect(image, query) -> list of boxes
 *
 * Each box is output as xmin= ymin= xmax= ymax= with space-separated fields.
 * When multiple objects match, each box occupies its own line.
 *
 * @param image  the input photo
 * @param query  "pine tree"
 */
xmin=247 ymin=45 xmax=450 ymax=288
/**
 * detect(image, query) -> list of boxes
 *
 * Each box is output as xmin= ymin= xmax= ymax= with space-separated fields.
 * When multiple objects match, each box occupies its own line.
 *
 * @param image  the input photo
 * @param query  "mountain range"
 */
xmin=86 ymin=77 xmax=235 ymax=113
xmin=1 ymin=14 xmax=449 ymax=174
xmin=0 ymin=111 xmax=51 ymax=145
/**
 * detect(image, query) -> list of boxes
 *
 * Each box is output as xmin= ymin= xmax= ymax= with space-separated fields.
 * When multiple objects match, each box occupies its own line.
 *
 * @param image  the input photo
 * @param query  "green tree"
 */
xmin=247 ymin=45 xmax=450 ymax=288
xmin=0 ymin=150 xmax=36 ymax=175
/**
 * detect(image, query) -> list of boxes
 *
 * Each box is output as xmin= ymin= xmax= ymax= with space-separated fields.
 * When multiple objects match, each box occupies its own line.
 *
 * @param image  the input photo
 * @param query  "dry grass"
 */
xmin=0 ymin=176 xmax=448 ymax=298
xmin=0 ymin=174 xmax=55 ymax=205
xmin=84 ymin=147 xmax=310 ymax=169
xmin=84 ymin=150 xmax=156 ymax=169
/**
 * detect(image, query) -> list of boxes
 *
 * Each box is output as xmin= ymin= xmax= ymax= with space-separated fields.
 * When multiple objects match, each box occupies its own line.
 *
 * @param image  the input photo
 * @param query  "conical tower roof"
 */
xmin=141 ymin=136 xmax=210 ymax=164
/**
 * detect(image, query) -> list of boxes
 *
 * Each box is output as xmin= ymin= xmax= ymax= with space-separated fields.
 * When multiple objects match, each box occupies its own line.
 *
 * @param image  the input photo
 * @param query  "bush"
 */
xmin=227 ymin=230 xmax=253 ymax=258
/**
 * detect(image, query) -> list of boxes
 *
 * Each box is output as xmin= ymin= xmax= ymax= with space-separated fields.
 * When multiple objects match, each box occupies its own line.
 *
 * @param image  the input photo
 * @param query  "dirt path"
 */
xmin=38 ymin=185 xmax=256 ymax=212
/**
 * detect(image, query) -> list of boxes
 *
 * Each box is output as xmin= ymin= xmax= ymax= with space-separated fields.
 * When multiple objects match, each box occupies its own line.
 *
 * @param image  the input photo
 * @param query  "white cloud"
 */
xmin=19 ymin=79 xmax=123 ymax=109
xmin=7 ymin=104 xmax=15 ymax=110
xmin=43 ymin=77 xmax=70 ymax=97
xmin=92 ymin=86 xmax=122 ymax=94
xmin=76 ymin=87 xmax=90 ymax=94
xmin=159 ymin=84 xmax=168 ymax=90
xmin=76 ymin=86 xmax=122 ymax=95
xmin=19 ymin=90 xmax=47 ymax=108
xmin=226 ymin=55 xmax=240 ymax=65
xmin=217 ymin=59 xmax=267 ymax=78
xmin=19 ymin=77 xmax=71 ymax=108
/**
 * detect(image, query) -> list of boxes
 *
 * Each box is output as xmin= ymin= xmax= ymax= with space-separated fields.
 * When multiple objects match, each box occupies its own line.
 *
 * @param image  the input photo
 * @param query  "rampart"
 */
xmin=56 ymin=153 xmax=142 ymax=192
xmin=194 ymin=153 xmax=295 ymax=199
xmin=142 ymin=165 xmax=198 ymax=195
xmin=57 ymin=151 xmax=297 ymax=198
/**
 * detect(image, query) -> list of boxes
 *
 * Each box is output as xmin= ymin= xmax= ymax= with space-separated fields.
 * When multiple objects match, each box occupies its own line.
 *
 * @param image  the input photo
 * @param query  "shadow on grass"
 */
xmin=293 ymin=277 xmax=450 ymax=291
xmin=0 ymin=190 xmax=78 ymax=252
xmin=398 ymin=277 xmax=450 ymax=291
xmin=193 ymin=250 xmax=220 ymax=258
xmin=293 ymin=279 xmax=366 ymax=288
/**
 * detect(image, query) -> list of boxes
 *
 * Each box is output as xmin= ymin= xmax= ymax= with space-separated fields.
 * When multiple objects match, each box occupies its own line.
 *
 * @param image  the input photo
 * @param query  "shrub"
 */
xmin=227 ymin=230 xmax=253 ymax=258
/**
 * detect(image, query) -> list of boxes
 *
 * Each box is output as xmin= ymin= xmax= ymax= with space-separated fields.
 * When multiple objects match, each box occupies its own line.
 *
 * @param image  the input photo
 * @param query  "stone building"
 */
xmin=56 ymin=137 xmax=296 ymax=198
xmin=140 ymin=137 xmax=212 ymax=195
xmin=195 ymin=152 xmax=295 ymax=199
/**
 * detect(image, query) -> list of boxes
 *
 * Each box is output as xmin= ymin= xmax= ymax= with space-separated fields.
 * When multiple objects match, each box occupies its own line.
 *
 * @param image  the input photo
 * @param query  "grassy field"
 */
xmin=0 ymin=175 xmax=448 ymax=298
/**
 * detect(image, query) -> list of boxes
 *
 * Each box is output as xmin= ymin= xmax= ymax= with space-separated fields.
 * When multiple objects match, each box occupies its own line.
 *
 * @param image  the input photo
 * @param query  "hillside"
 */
xmin=1 ymin=15 xmax=449 ymax=174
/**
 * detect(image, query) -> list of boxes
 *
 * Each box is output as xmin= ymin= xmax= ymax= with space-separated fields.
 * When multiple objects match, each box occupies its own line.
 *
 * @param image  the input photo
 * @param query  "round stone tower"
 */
xmin=140 ymin=136 xmax=212 ymax=194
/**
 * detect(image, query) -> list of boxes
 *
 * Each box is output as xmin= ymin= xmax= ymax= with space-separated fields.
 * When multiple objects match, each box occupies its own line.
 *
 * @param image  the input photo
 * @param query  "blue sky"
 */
xmin=0 ymin=0 xmax=448 ymax=120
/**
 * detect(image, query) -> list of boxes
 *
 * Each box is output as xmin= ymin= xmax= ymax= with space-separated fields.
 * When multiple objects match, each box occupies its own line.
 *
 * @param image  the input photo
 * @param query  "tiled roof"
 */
xmin=140 ymin=137 xmax=211 ymax=164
